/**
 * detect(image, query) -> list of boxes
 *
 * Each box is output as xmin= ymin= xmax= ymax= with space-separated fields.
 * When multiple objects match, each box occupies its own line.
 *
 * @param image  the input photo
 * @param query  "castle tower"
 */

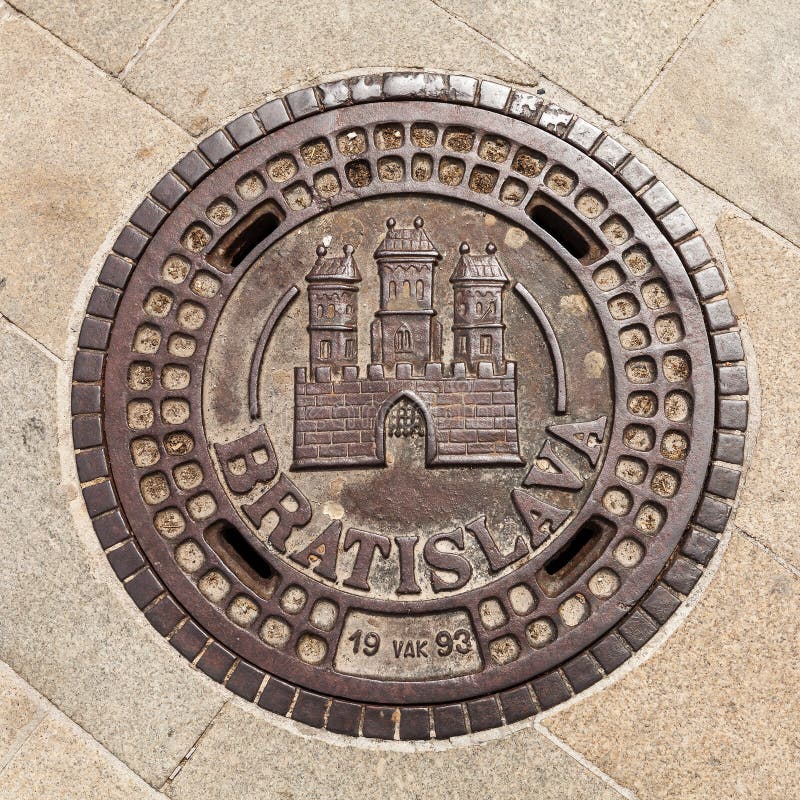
xmin=450 ymin=241 xmax=510 ymax=374
xmin=306 ymin=243 xmax=361 ymax=376
xmin=370 ymin=217 xmax=442 ymax=372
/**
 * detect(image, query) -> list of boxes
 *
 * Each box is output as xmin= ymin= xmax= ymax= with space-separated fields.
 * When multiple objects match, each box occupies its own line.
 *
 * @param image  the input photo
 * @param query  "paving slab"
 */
xmin=0 ymin=662 xmax=48 ymax=769
xmin=626 ymin=0 xmax=800 ymax=247
xmin=544 ymin=533 xmax=800 ymax=800
xmin=122 ymin=0 xmax=538 ymax=136
xmin=436 ymin=0 xmax=708 ymax=121
xmin=166 ymin=701 xmax=622 ymax=800
xmin=0 ymin=707 xmax=165 ymax=799
xmin=7 ymin=0 xmax=175 ymax=75
xmin=0 ymin=13 xmax=192 ymax=358
xmin=717 ymin=216 xmax=800 ymax=569
xmin=0 ymin=321 xmax=225 ymax=786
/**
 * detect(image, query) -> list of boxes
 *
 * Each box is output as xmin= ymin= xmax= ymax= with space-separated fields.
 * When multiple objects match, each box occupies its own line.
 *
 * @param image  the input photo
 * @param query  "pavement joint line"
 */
xmin=533 ymin=721 xmax=640 ymax=800
xmin=0 ymin=674 xmax=48 ymax=778
xmin=719 ymin=210 xmax=800 ymax=256
xmin=0 ymin=715 xmax=48 ymax=779
xmin=623 ymin=0 xmax=719 ymax=124
xmin=0 ymin=315 xmax=62 ymax=365
xmin=158 ymin=700 xmax=230 ymax=793
xmin=0 ymin=660 xmax=170 ymax=796
xmin=429 ymin=0 xmax=607 ymax=126
xmin=118 ymin=0 xmax=190 ymax=82
xmin=2 ymin=4 xmax=194 ymax=140
xmin=0 ymin=709 xmax=51 ymax=778
xmin=426 ymin=0 xmax=544 ymax=81
xmin=624 ymin=134 xmax=800 ymax=250
xmin=732 ymin=525 xmax=800 ymax=579
xmin=430 ymin=0 xmax=656 ymax=127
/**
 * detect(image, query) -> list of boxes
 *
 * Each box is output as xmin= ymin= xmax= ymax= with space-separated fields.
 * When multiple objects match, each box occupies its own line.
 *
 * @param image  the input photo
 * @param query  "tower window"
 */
xmin=395 ymin=327 xmax=412 ymax=353
xmin=415 ymin=279 xmax=424 ymax=299
xmin=345 ymin=339 xmax=355 ymax=358
xmin=345 ymin=304 xmax=352 ymax=315
xmin=327 ymin=303 xmax=335 ymax=318
xmin=458 ymin=303 xmax=466 ymax=317
xmin=319 ymin=340 xmax=332 ymax=359
xmin=488 ymin=301 xmax=496 ymax=315
xmin=457 ymin=335 xmax=467 ymax=354
xmin=403 ymin=280 xmax=411 ymax=298
xmin=480 ymin=335 xmax=492 ymax=355
xmin=476 ymin=301 xmax=483 ymax=315
xmin=316 ymin=304 xmax=323 ymax=318
xmin=389 ymin=281 xmax=396 ymax=298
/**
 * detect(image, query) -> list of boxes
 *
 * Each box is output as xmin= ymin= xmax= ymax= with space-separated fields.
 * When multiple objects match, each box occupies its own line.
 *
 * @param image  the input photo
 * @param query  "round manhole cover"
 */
xmin=72 ymin=72 xmax=748 ymax=740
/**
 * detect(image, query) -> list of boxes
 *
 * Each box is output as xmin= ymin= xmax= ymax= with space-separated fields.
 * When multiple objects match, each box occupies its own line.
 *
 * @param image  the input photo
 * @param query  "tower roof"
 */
xmin=374 ymin=217 xmax=440 ymax=259
xmin=306 ymin=243 xmax=362 ymax=282
xmin=450 ymin=242 xmax=509 ymax=283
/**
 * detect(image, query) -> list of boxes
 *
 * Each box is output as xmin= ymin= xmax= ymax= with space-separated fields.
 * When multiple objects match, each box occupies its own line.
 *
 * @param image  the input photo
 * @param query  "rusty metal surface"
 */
xmin=71 ymin=73 xmax=748 ymax=739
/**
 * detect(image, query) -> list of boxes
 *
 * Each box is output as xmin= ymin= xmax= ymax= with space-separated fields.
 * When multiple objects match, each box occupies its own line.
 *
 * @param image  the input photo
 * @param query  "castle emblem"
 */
xmin=293 ymin=217 xmax=523 ymax=468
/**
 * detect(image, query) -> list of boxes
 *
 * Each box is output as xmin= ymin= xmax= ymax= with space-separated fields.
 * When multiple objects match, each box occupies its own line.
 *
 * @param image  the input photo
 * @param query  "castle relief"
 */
xmin=293 ymin=217 xmax=523 ymax=469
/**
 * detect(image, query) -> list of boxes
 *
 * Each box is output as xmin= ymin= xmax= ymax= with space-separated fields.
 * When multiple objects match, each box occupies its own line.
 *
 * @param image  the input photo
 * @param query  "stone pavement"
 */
xmin=0 ymin=1 xmax=797 ymax=798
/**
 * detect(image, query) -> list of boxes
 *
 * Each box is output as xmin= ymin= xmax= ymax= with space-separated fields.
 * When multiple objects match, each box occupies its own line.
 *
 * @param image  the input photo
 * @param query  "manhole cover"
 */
xmin=72 ymin=72 xmax=749 ymax=740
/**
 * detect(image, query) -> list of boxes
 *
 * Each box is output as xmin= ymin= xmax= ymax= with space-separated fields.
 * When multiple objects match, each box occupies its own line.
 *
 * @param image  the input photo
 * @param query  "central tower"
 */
xmin=370 ymin=217 xmax=442 ymax=372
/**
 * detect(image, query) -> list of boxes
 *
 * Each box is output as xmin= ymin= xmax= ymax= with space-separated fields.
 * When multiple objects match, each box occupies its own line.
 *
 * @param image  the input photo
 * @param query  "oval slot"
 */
xmin=204 ymin=519 xmax=279 ymax=599
xmin=527 ymin=194 xmax=607 ymax=265
xmin=537 ymin=516 xmax=616 ymax=597
xmin=207 ymin=199 xmax=285 ymax=272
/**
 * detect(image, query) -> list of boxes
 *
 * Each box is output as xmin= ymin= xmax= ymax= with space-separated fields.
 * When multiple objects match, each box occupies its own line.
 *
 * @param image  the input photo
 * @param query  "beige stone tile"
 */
xmin=0 ymin=662 xmax=47 ymax=768
xmin=626 ymin=0 xmax=800 ymax=247
xmin=122 ymin=0 xmax=537 ymax=136
xmin=8 ymin=0 xmax=175 ymax=75
xmin=718 ymin=216 xmax=800 ymax=569
xmin=0 ymin=14 xmax=192 ymax=358
xmin=0 ymin=321 xmax=225 ymax=785
xmin=166 ymin=703 xmax=622 ymax=800
xmin=0 ymin=712 xmax=165 ymax=799
xmin=544 ymin=534 xmax=800 ymax=800
xmin=436 ymin=0 xmax=708 ymax=121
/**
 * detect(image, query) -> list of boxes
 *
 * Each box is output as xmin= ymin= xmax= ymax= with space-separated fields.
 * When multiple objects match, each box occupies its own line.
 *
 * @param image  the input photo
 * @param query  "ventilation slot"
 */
xmin=527 ymin=194 xmax=607 ymax=265
xmin=207 ymin=200 xmax=285 ymax=273
xmin=537 ymin=516 xmax=615 ymax=597
xmin=204 ymin=520 xmax=279 ymax=599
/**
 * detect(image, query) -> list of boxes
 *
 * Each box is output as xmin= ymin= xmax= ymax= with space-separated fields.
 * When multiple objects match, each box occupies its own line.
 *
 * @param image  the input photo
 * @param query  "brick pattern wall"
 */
xmin=293 ymin=362 xmax=522 ymax=468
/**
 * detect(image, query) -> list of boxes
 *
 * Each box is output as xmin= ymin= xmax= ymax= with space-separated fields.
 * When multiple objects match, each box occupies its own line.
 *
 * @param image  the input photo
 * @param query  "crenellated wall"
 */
xmin=292 ymin=361 xmax=522 ymax=468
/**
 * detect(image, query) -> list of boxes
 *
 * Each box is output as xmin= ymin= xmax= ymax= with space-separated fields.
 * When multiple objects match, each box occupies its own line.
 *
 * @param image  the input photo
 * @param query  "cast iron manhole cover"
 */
xmin=72 ymin=72 xmax=749 ymax=740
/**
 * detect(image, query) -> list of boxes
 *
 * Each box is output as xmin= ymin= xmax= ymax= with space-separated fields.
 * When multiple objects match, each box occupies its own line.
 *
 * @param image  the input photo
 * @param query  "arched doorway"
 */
xmin=375 ymin=390 xmax=436 ymax=468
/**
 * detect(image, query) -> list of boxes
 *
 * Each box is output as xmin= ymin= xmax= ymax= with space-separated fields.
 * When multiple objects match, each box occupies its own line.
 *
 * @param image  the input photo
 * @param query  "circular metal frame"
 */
xmin=71 ymin=72 xmax=749 ymax=740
